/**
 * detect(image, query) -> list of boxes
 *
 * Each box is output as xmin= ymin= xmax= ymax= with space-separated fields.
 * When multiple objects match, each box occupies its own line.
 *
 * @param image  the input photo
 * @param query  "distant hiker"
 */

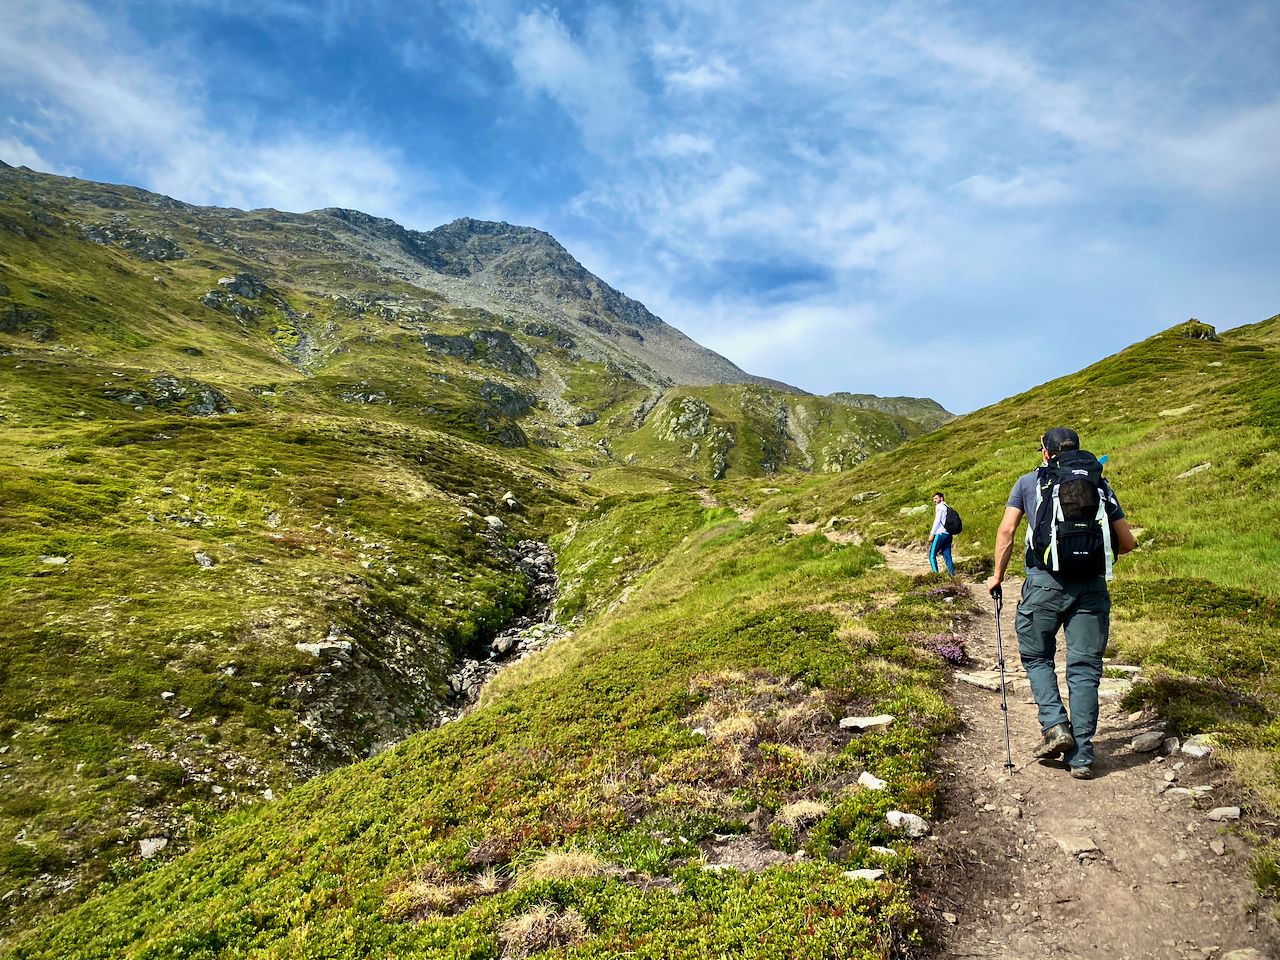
xmin=983 ymin=427 xmax=1136 ymax=780
xmin=927 ymin=491 xmax=960 ymax=576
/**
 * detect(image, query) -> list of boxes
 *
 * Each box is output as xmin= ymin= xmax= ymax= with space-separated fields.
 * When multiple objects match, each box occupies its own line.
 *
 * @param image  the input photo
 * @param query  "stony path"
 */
xmin=879 ymin=548 xmax=1280 ymax=960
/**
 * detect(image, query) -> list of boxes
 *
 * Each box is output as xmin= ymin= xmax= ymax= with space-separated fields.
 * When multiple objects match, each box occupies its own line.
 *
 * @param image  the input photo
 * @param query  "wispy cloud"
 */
xmin=0 ymin=0 xmax=432 ymax=221
xmin=502 ymin=7 xmax=644 ymax=147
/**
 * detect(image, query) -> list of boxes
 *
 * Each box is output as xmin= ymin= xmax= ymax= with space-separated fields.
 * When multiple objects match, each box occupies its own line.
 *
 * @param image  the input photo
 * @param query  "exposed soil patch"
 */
xmin=910 ymin=562 xmax=1280 ymax=960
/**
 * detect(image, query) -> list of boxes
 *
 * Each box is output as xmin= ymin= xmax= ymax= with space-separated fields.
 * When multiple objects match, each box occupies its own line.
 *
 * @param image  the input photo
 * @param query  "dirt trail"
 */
xmin=878 ymin=548 xmax=1280 ymax=960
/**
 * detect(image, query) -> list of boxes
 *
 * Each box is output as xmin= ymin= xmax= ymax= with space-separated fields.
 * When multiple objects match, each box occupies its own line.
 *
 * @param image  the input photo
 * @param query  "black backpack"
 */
xmin=1026 ymin=449 xmax=1116 ymax=580
xmin=943 ymin=506 xmax=963 ymax=535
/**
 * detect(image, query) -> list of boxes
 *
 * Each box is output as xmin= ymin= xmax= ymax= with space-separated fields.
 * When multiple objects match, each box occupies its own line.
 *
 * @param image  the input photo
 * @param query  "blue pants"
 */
xmin=1016 ymin=570 xmax=1111 ymax=768
xmin=929 ymin=532 xmax=954 ymax=575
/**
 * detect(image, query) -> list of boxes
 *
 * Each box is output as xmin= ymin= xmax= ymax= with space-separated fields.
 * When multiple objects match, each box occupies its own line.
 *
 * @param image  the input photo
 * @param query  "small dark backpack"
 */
xmin=943 ymin=506 xmax=963 ymax=534
xmin=1027 ymin=449 xmax=1116 ymax=580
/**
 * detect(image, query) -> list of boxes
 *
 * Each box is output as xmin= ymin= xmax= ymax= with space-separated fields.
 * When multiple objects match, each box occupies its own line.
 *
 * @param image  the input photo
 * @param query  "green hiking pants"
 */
xmin=1015 ymin=569 xmax=1111 ymax=768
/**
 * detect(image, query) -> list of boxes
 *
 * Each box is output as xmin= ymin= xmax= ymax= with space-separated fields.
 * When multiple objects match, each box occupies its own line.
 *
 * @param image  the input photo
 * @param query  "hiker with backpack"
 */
xmin=928 ymin=492 xmax=961 ymax=576
xmin=983 ymin=427 xmax=1137 ymax=780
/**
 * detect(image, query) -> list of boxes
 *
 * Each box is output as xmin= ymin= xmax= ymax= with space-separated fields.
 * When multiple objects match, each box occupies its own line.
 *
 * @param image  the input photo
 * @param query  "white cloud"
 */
xmin=903 ymin=28 xmax=1118 ymax=148
xmin=0 ymin=136 xmax=69 ymax=174
xmin=665 ymin=56 xmax=739 ymax=93
xmin=956 ymin=171 xmax=1070 ymax=207
xmin=652 ymin=132 xmax=715 ymax=157
xmin=0 ymin=0 xmax=427 ymax=220
xmin=504 ymin=8 xmax=643 ymax=146
xmin=1159 ymin=99 xmax=1280 ymax=194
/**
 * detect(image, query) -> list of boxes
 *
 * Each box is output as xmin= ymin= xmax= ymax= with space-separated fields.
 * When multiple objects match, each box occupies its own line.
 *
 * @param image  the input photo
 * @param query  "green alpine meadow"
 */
xmin=1 ymin=162 xmax=1278 ymax=957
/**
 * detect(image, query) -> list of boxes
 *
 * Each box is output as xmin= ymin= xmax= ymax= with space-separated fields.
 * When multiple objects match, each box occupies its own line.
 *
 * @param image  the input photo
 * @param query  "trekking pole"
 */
xmin=991 ymin=585 xmax=1016 ymax=774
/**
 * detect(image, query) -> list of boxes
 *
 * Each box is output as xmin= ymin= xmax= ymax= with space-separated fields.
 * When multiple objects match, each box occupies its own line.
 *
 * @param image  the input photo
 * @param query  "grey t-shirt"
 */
xmin=1008 ymin=470 xmax=1125 ymax=519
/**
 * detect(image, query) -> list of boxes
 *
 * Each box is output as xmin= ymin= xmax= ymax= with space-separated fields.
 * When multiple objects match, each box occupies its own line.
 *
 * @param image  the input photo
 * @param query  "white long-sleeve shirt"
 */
xmin=929 ymin=502 xmax=948 ymax=538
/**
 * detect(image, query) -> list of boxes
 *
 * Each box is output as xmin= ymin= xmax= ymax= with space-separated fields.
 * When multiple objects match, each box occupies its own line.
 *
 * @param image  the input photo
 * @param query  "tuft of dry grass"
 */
xmin=520 ymin=850 xmax=612 ymax=885
xmin=709 ymin=712 xmax=759 ymax=744
xmin=472 ymin=867 xmax=505 ymax=895
xmin=776 ymin=799 xmax=830 ymax=830
xmin=498 ymin=904 xmax=589 ymax=958
xmin=776 ymin=692 xmax=829 ymax=742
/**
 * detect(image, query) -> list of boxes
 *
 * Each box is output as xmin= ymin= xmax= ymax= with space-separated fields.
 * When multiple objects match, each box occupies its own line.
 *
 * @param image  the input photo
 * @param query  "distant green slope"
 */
xmin=826 ymin=393 xmax=954 ymax=431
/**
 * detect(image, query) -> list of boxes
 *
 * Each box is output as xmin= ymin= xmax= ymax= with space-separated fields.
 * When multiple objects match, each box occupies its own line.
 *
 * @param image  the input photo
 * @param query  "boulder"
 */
xmin=483 ymin=515 xmax=505 ymax=530
xmin=218 ymin=273 xmax=267 ymax=299
xmin=1181 ymin=734 xmax=1217 ymax=759
xmin=886 ymin=810 xmax=929 ymax=837
xmin=1056 ymin=836 xmax=1100 ymax=858
xmin=1130 ymin=731 xmax=1165 ymax=753
xmin=858 ymin=771 xmax=888 ymax=791
xmin=139 ymin=837 xmax=169 ymax=859
xmin=295 ymin=639 xmax=353 ymax=658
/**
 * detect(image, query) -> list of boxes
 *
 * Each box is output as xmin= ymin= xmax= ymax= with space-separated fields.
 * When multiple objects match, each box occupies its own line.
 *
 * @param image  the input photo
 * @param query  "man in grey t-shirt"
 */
xmin=984 ymin=427 xmax=1136 ymax=779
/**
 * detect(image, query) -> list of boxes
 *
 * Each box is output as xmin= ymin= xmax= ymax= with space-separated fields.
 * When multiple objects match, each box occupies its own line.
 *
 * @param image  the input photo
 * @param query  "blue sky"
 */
xmin=2 ymin=0 xmax=1278 ymax=412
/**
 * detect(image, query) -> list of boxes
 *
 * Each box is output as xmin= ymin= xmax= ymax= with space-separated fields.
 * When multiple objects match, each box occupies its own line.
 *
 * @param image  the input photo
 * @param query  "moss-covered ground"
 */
xmin=10 ymin=495 xmax=965 ymax=958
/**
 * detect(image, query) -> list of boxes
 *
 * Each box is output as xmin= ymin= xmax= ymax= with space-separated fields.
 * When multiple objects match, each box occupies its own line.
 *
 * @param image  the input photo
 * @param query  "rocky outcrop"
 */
xmin=82 ymin=219 xmax=187 ymax=261
xmin=658 ymin=397 xmax=712 ymax=440
xmin=218 ymin=273 xmax=267 ymax=299
xmin=421 ymin=329 xmax=539 ymax=379
xmin=1180 ymin=318 xmax=1219 ymax=341
xmin=104 ymin=375 xmax=236 ymax=416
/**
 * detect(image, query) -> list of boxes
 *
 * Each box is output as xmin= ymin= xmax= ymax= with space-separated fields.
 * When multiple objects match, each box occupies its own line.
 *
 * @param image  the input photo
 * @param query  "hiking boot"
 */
xmin=1033 ymin=723 xmax=1075 ymax=759
xmin=1069 ymin=765 xmax=1094 ymax=780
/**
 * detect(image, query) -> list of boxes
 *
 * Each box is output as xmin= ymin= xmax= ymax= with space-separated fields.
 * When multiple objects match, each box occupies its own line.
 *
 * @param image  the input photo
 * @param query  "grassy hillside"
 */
xmin=0 ymin=168 xmax=943 ymax=935
xmin=765 ymin=315 xmax=1280 ymax=886
xmin=9 ymin=495 xmax=966 ymax=958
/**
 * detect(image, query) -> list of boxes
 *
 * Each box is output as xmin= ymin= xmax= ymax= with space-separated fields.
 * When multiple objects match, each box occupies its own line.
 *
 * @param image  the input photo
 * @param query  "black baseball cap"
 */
xmin=1041 ymin=427 xmax=1080 ymax=452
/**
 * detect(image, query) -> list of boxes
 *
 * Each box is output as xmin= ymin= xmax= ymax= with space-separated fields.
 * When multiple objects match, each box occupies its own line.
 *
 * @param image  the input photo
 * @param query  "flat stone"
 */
xmin=1207 ymin=806 xmax=1241 ymax=822
xmin=956 ymin=671 xmax=1007 ymax=692
xmin=1165 ymin=787 xmax=1210 ymax=801
xmin=1130 ymin=731 xmax=1165 ymax=752
xmin=139 ymin=837 xmax=168 ymax=859
xmin=194 ymin=551 xmax=215 ymax=569
xmin=1209 ymin=839 xmax=1226 ymax=856
xmin=38 ymin=555 xmax=68 ymax=565
xmin=886 ymin=810 xmax=929 ymax=837
xmin=840 ymin=714 xmax=895 ymax=732
xmin=295 ymin=640 xmax=352 ymax=657
xmin=858 ymin=771 xmax=888 ymax=790
xmin=1099 ymin=677 xmax=1133 ymax=701
xmin=1057 ymin=836 xmax=1099 ymax=858
xmin=942 ymin=912 xmax=958 ymax=925
xmin=870 ymin=846 xmax=897 ymax=857
xmin=843 ymin=869 xmax=885 ymax=882
xmin=1222 ymin=950 xmax=1267 ymax=960
xmin=1182 ymin=734 xmax=1217 ymax=759
xmin=1176 ymin=462 xmax=1212 ymax=479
